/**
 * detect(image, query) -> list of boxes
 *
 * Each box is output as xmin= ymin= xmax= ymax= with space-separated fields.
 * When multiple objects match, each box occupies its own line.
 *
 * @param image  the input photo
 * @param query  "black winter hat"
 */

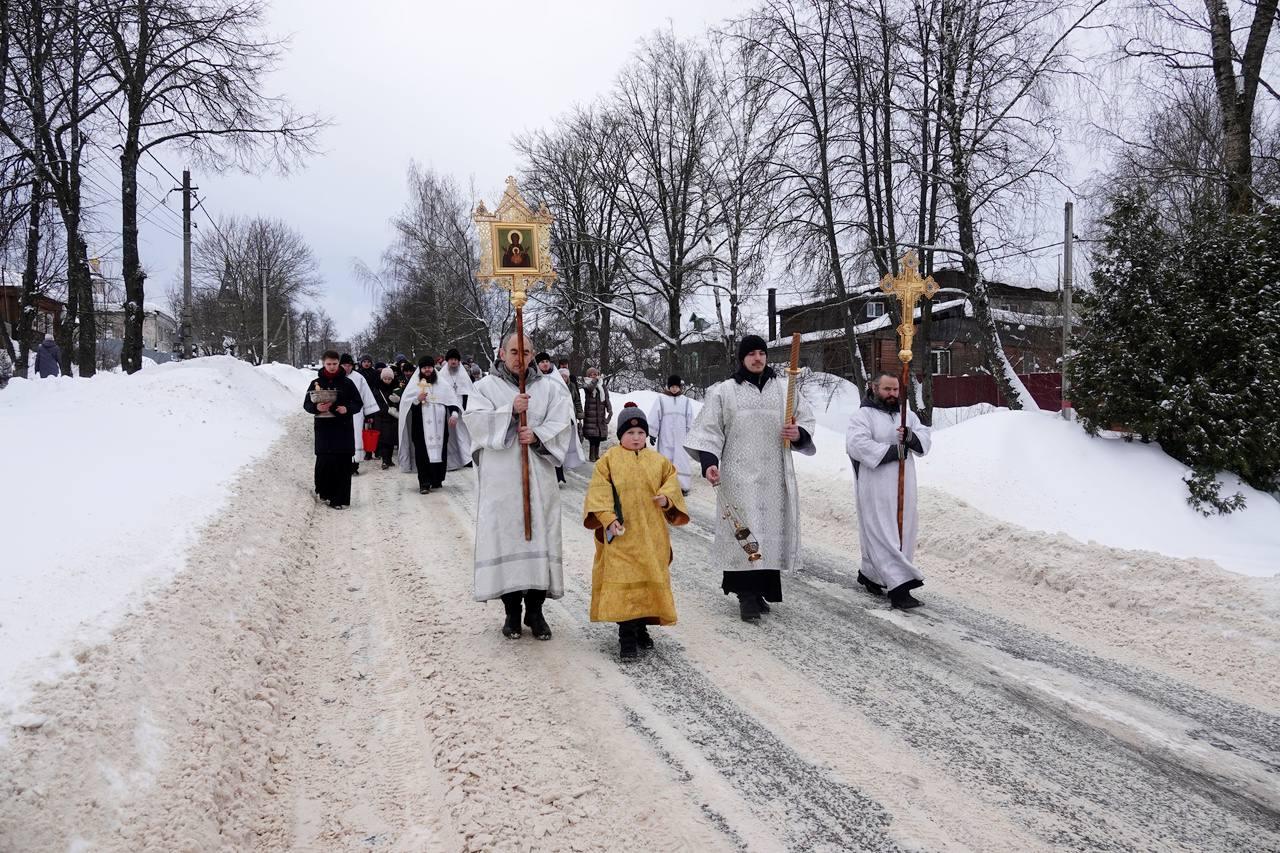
xmin=359 ymin=354 xmax=373 ymax=364
xmin=736 ymin=335 xmax=768 ymax=364
xmin=616 ymin=405 xmax=649 ymax=440
xmin=666 ymin=374 xmax=683 ymax=388
xmin=339 ymin=353 xmax=354 ymax=365
xmin=418 ymin=354 xmax=436 ymax=368
xmin=535 ymin=351 xmax=552 ymax=364
xmin=445 ymin=348 xmax=462 ymax=361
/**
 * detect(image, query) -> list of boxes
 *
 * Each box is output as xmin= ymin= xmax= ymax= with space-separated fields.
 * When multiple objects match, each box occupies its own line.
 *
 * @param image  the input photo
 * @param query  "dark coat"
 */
xmin=373 ymin=378 xmax=400 ymax=453
xmin=581 ymin=384 xmax=613 ymax=439
xmin=302 ymin=368 xmax=363 ymax=455
xmin=34 ymin=340 xmax=61 ymax=377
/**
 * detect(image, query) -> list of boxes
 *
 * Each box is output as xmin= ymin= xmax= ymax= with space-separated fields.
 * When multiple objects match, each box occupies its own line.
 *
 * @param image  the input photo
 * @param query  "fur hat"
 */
xmin=339 ymin=353 xmax=354 ymax=365
xmin=418 ymin=354 xmax=435 ymax=368
xmin=666 ymin=374 xmax=683 ymax=388
xmin=445 ymin=348 xmax=462 ymax=361
xmin=535 ymin=351 xmax=552 ymax=364
xmin=616 ymin=405 xmax=649 ymax=440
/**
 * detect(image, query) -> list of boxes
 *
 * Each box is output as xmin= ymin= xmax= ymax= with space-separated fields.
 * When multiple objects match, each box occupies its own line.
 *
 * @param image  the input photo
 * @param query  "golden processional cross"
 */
xmin=474 ymin=176 xmax=557 ymax=541
xmin=878 ymin=250 xmax=938 ymax=548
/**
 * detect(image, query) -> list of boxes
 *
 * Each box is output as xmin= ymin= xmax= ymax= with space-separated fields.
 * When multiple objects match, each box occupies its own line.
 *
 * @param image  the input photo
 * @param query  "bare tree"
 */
xmin=1122 ymin=0 xmax=1279 ymax=213
xmin=1 ymin=0 xmax=117 ymax=376
xmin=93 ymin=0 xmax=324 ymax=374
xmin=358 ymin=166 xmax=509 ymax=364
xmin=702 ymin=31 xmax=781 ymax=361
xmin=932 ymin=0 xmax=1104 ymax=408
xmin=732 ymin=0 xmax=872 ymax=389
xmin=189 ymin=214 xmax=320 ymax=363
xmin=608 ymin=31 xmax=718 ymax=376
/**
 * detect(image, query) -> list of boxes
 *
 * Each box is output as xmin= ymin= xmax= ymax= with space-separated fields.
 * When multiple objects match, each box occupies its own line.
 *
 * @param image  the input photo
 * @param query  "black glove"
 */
xmin=648 ymin=435 xmax=657 ymax=446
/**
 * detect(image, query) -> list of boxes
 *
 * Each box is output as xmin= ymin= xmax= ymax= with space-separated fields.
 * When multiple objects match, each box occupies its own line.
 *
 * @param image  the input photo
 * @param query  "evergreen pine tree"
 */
xmin=1071 ymin=193 xmax=1280 ymax=514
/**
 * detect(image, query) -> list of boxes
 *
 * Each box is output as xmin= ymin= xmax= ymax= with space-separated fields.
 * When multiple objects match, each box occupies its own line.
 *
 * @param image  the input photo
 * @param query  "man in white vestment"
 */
xmin=440 ymin=347 xmax=475 ymax=409
xmin=846 ymin=371 xmax=931 ymax=609
xmin=397 ymin=356 xmax=471 ymax=494
xmin=684 ymin=335 xmax=816 ymax=623
xmin=535 ymin=351 xmax=587 ymax=485
xmin=648 ymin=374 xmax=695 ymax=495
xmin=464 ymin=332 xmax=577 ymax=641
xmin=341 ymin=353 xmax=381 ymax=476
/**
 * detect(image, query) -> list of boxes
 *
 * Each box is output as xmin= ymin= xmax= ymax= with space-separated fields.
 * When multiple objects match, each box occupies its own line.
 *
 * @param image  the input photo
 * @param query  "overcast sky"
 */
xmin=109 ymin=0 xmax=745 ymax=339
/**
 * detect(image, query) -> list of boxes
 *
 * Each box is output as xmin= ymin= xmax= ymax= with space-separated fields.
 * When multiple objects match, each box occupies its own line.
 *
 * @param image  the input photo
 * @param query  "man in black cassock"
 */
xmin=302 ymin=350 xmax=364 ymax=509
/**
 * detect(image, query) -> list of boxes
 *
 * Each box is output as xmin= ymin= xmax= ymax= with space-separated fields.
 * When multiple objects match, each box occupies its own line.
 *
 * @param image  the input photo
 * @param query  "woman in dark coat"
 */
xmin=580 ymin=366 xmax=613 ymax=462
xmin=374 ymin=367 xmax=401 ymax=469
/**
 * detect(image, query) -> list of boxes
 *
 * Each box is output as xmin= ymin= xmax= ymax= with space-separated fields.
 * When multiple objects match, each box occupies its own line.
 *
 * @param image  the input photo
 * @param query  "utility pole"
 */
xmin=179 ymin=170 xmax=196 ymax=359
xmin=1061 ymin=201 xmax=1074 ymax=420
xmin=260 ymin=264 xmax=268 ymax=365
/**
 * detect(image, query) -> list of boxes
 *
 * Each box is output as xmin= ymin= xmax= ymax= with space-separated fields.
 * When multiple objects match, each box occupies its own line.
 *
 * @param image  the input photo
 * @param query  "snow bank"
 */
xmin=915 ymin=411 xmax=1280 ymax=578
xmin=0 ymin=356 xmax=307 ymax=716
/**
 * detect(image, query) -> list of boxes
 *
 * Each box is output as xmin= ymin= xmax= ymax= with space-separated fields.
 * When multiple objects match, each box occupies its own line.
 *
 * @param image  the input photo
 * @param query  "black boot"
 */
xmin=756 ymin=595 xmax=771 ymax=614
xmin=858 ymin=571 xmax=886 ymax=597
xmin=523 ymin=590 xmax=552 ymax=640
xmin=738 ymin=592 xmax=761 ymax=622
xmin=500 ymin=593 xmax=522 ymax=639
xmin=618 ymin=622 xmax=639 ymax=660
xmin=635 ymin=622 xmax=654 ymax=650
xmin=888 ymin=581 xmax=924 ymax=610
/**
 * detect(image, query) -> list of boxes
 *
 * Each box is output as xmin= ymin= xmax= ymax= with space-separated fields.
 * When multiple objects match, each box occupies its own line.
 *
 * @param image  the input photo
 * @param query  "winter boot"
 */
xmin=500 ymin=593 xmax=523 ymax=639
xmin=888 ymin=582 xmax=924 ymax=610
xmin=618 ymin=622 xmax=639 ymax=660
xmin=858 ymin=571 xmax=886 ymax=597
xmin=523 ymin=591 xmax=552 ymax=640
xmin=756 ymin=595 xmax=771 ymax=614
xmin=635 ymin=622 xmax=654 ymax=650
xmin=738 ymin=592 xmax=761 ymax=622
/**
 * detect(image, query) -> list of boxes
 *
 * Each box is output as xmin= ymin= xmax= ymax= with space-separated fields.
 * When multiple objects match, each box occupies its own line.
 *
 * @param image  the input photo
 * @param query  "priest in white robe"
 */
xmin=649 ymin=374 xmax=696 ymax=494
xmin=534 ymin=351 xmax=588 ymax=483
xmin=845 ymin=371 xmax=931 ymax=609
xmin=397 ymin=355 xmax=471 ymax=494
xmin=341 ymin=353 xmax=381 ymax=475
xmin=441 ymin=347 xmax=475 ymax=409
xmin=464 ymin=332 xmax=577 ymax=641
xmin=684 ymin=335 xmax=816 ymax=622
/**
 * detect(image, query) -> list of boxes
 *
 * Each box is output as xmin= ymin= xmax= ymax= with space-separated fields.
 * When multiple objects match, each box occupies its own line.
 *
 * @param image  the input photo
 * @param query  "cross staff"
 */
xmin=879 ymin=250 xmax=938 ymax=549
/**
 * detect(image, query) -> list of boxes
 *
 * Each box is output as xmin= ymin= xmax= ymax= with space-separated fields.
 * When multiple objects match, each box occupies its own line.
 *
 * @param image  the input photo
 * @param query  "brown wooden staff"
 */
xmin=896 ymin=359 xmax=910 ymax=548
xmin=783 ymin=333 xmax=801 ymax=448
xmin=515 ymin=305 xmax=533 ymax=541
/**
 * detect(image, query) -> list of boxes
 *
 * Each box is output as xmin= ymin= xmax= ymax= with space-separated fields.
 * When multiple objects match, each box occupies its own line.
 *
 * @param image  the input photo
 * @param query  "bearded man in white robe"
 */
xmin=648 ymin=374 xmax=695 ymax=495
xmin=464 ymin=331 xmax=577 ymax=641
xmin=845 ymin=371 xmax=931 ymax=609
xmin=397 ymin=356 xmax=471 ymax=494
xmin=341 ymin=353 xmax=381 ymax=475
xmin=440 ymin=347 xmax=475 ymax=409
xmin=684 ymin=335 xmax=816 ymax=623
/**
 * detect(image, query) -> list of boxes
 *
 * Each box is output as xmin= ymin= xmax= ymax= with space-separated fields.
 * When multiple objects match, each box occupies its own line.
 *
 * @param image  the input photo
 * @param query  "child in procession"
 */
xmin=582 ymin=405 xmax=689 ymax=660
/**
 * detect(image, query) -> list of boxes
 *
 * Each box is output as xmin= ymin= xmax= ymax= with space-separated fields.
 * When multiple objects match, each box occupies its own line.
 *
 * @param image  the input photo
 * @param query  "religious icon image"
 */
xmin=496 ymin=226 xmax=536 ymax=270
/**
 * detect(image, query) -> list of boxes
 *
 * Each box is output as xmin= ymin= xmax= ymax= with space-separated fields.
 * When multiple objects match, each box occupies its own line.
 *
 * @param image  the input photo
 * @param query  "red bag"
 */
xmin=362 ymin=426 xmax=380 ymax=453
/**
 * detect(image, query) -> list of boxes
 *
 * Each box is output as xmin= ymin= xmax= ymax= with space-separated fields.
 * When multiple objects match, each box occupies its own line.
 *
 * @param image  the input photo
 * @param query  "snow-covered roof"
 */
xmin=769 ymin=299 xmax=967 ymax=346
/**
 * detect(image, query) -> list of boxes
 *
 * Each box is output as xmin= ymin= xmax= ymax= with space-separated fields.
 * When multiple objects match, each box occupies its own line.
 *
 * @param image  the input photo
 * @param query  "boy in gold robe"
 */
xmin=583 ymin=405 xmax=689 ymax=659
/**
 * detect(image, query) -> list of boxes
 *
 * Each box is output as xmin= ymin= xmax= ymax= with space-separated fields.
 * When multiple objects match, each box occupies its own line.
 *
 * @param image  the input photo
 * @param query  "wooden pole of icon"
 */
xmin=474 ymin=178 xmax=557 ymax=543
xmin=513 ymin=282 xmax=533 ymax=540
xmin=879 ymin=251 xmax=938 ymax=549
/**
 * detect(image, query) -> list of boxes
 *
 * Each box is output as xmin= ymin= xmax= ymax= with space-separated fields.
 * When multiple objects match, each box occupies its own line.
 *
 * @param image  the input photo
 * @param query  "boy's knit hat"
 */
xmin=616 ymin=405 xmax=649 ymax=440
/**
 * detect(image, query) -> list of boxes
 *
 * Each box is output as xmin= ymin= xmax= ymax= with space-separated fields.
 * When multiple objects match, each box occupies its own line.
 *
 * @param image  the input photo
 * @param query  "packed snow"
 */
xmin=0 ymin=357 xmax=314 ymax=718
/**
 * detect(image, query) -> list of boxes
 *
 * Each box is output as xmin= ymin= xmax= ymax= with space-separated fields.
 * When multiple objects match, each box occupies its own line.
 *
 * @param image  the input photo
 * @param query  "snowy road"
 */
xmin=1 ymin=417 xmax=1278 ymax=852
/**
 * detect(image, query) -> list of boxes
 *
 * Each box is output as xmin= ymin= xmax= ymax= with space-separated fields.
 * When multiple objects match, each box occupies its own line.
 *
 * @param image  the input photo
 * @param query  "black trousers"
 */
xmin=587 ymin=438 xmax=602 ymax=461
xmin=315 ymin=452 xmax=352 ymax=507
